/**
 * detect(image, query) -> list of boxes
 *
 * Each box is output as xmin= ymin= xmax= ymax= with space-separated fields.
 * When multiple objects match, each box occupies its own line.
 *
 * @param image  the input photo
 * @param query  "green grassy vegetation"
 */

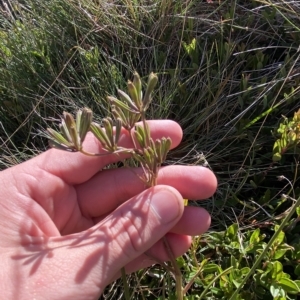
xmin=1 ymin=0 xmax=300 ymax=299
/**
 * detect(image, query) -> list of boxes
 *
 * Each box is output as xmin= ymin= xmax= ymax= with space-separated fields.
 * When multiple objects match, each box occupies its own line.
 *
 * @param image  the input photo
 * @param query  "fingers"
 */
xmin=33 ymin=186 xmax=184 ymax=297
xmin=77 ymin=166 xmax=217 ymax=218
xmin=171 ymin=206 xmax=211 ymax=235
xmin=110 ymin=233 xmax=192 ymax=281
xmin=32 ymin=120 xmax=183 ymax=184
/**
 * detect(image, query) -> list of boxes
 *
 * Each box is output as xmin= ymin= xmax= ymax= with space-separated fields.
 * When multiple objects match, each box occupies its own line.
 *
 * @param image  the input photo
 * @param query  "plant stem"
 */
xmin=141 ymin=111 xmax=150 ymax=147
xmin=121 ymin=267 xmax=130 ymax=300
xmin=80 ymin=148 xmax=134 ymax=157
xmin=138 ymin=111 xmax=183 ymax=298
xmin=199 ymin=267 xmax=233 ymax=300
xmin=163 ymin=237 xmax=183 ymax=300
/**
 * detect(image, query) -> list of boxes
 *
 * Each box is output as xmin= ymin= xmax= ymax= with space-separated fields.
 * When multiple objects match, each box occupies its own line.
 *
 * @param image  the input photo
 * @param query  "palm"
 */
xmin=0 ymin=121 xmax=217 ymax=299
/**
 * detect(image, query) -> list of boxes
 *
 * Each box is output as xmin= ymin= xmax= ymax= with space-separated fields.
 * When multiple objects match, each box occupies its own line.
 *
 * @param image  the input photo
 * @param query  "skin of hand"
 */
xmin=0 ymin=120 xmax=217 ymax=300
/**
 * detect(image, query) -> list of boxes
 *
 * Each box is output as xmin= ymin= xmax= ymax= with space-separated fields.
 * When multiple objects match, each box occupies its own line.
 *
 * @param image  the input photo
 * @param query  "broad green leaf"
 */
xmin=240 ymin=267 xmax=250 ymax=275
xmin=278 ymin=277 xmax=300 ymax=294
xmin=230 ymin=255 xmax=238 ymax=269
xmin=176 ymin=256 xmax=185 ymax=268
xmin=273 ymin=152 xmax=282 ymax=162
xmin=210 ymin=287 xmax=223 ymax=296
xmin=250 ymin=228 xmax=261 ymax=244
xmin=203 ymin=263 xmax=221 ymax=274
xmin=271 ymin=261 xmax=283 ymax=280
xmin=270 ymin=283 xmax=285 ymax=298
xmin=294 ymin=265 xmax=300 ymax=276
xmin=225 ymin=223 xmax=238 ymax=240
xmin=273 ymin=139 xmax=281 ymax=151
xmin=183 ymin=38 xmax=196 ymax=56
xmin=273 ymin=244 xmax=290 ymax=259
xmin=207 ymin=232 xmax=223 ymax=243
xmin=274 ymin=230 xmax=285 ymax=246
xmin=255 ymin=285 xmax=267 ymax=296
xmin=230 ymin=241 xmax=241 ymax=249
xmin=219 ymin=275 xmax=232 ymax=293
xmin=294 ymin=280 xmax=300 ymax=290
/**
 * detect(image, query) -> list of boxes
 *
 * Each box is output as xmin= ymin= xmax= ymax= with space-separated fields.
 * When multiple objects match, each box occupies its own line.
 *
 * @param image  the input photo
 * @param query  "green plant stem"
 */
xmin=183 ymin=258 xmax=208 ymax=295
xmin=199 ymin=266 xmax=233 ymax=300
xmin=229 ymin=195 xmax=300 ymax=300
xmin=79 ymin=148 xmax=134 ymax=157
xmin=141 ymin=111 xmax=150 ymax=147
xmin=138 ymin=111 xmax=182 ymax=298
xmin=163 ymin=237 xmax=183 ymax=300
xmin=121 ymin=267 xmax=130 ymax=300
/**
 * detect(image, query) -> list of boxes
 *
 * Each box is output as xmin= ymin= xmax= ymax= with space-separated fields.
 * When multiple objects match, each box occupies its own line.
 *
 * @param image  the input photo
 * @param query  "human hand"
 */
xmin=0 ymin=120 xmax=217 ymax=300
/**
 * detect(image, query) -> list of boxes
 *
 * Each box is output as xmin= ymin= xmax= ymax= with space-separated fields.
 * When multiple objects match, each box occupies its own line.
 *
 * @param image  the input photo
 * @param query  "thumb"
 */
xmin=36 ymin=185 xmax=184 ymax=299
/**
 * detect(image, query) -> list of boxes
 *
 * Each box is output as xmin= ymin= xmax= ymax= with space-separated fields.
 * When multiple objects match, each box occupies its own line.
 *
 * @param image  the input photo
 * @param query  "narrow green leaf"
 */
xmin=107 ymin=96 xmax=138 ymax=114
xmin=90 ymin=122 xmax=110 ymax=149
xmin=143 ymin=72 xmax=158 ymax=111
xmin=143 ymin=121 xmax=151 ymax=146
xmin=149 ymin=138 xmax=158 ymax=159
xmin=133 ymin=71 xmax=142 ymax=102
xmin=69 ymin=124 xmax=81 ymax=150
xmin=76 ymin=109 xmax=82 ymax=134
xmin=134 ymin=130 xmax=145 ymax=148
xmin=114 ymin=118 xmax=122 ymax=144
xmin=47 ymin=128 xmax=73 ymax=147
xmin=77 ymin=107 xmax=93 ymax=142
xmin=161 ymin=137 xmax=172 ymax=161
xmin=143 ymin=148 xmax=153 ymax=168
xmin=129 ymin=112 xmax=141 ymax=129
xmin=60 ymin=119 xmax=72 ymax=142
xmin=63 ymin=111 xmax=76 ymax=130
xmin=132 ymin=153 xmax=146 ymax=166
xmin=48 ymin=139 xmax=77 ymax=151
xmin=155 ymin=139 xmax=162 ymax=163
xmin=230 ymin=255 xmax=238 ymax=269
xmin=136 ymin=125 xmax=146 ymax=147
xmin=112 ymin=105 xmax=130 ymax=130
xmin=117 ymin=89 xmax=139 ymax=111
xmin=127 ymin=80 xmax=142 ymax=109
xmin=102 ymin=118 xmax=114 ymax=149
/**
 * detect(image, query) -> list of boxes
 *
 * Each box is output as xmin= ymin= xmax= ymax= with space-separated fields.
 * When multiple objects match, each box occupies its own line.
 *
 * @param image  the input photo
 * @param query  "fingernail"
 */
xmin=150 ymin=189 xmax=181 ymax=224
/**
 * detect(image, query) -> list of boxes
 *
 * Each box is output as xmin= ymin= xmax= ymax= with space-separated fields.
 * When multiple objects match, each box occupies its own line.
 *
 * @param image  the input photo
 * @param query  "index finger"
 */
xmin=33 ymin=120 xmax=183 ymax=184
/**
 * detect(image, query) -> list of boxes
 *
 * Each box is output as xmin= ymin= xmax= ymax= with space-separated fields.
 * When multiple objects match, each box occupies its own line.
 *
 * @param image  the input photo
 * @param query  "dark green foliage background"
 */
xmin=1 ymin=0 xmax=300 ymax=298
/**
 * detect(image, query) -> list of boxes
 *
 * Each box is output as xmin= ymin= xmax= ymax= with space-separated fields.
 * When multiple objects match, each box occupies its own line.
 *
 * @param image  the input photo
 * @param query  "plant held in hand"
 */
xmin=46 ymin=72 xmax=171 ymax=187
xmin=45 ymin=72 xmax=184 ymax=299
